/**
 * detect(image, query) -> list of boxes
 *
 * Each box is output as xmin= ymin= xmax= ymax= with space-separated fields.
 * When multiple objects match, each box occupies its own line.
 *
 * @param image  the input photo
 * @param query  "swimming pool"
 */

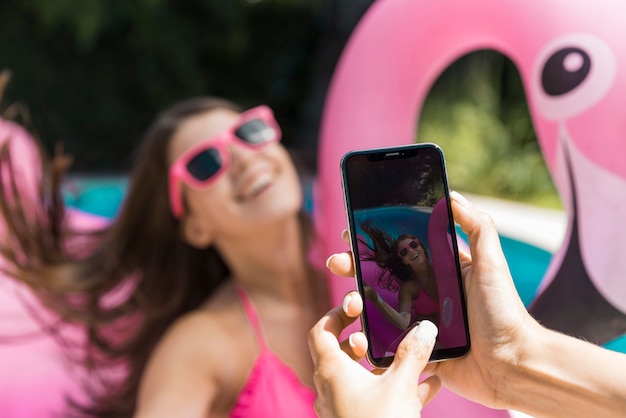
xmin=61 ymin=176 xmax=626 ymax=351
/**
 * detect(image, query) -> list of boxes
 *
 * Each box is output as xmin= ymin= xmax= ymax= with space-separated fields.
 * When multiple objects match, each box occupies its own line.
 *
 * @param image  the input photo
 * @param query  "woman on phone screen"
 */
xmin=359 ymin=221 xmax=440 ymax=332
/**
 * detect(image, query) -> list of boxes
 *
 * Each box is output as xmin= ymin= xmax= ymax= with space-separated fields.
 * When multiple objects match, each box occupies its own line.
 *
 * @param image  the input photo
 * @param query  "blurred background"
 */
xmin=0 ymin=0 xmax=561 ymax=209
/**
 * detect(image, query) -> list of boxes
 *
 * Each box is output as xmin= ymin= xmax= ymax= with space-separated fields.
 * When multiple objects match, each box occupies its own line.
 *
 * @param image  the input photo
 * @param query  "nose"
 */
xmin=228 ymin=141 xmax=258 ymax=175
xmin=409 ymin=245 xmax=422 ymax=256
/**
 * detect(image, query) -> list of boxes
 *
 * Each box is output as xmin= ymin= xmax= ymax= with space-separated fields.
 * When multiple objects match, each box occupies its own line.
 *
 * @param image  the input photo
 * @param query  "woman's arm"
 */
xmin=363 ymin=284 xmax=412 ymax=330
xmin=133 ymin=314 xmax=218 ymax=418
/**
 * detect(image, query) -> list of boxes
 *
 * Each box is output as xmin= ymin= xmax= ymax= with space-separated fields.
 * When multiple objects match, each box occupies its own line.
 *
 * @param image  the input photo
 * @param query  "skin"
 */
xmin=365 ymin=238 xmax=439 ymax=330
xmin=134 ymin=109 xmax=328 ymax=418
xmin=398 ymin=239 xmax=438 ymax=300
xmin=309 ymin=310 xmax=441 ymax=418
xmin=313 ymin=192 xmax=626 ymax=418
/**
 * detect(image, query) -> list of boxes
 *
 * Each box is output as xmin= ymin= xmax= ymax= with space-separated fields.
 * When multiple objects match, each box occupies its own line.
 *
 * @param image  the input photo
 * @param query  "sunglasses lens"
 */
xmin=399 ymin=240 xmax=419 ymax=257
xmin=235 ymin=119 xmax=276 ymax=145
xmin=186 ymin=148 xmax=222 ymax=181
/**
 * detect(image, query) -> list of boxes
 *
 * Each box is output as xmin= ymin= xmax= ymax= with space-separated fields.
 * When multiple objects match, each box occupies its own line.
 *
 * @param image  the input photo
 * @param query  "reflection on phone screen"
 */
xmin=344 ymin=145 xmax=469 ymax=365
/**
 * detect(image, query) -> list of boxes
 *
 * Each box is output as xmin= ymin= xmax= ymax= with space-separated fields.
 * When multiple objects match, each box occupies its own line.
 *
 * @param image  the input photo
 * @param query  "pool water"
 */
xmin=62 ymin=175 xmax=128 ymax=219
xmin=61 ymin=176 xmax=626 ymax=351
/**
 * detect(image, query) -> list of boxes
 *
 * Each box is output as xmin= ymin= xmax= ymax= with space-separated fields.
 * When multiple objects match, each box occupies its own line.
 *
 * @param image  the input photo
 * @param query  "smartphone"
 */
xmin=340 ymin=143 xmax=470 ymax=367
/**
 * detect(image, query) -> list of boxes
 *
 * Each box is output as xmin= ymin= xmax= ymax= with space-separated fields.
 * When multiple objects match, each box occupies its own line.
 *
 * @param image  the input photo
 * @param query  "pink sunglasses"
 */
xmin=168 ymin=105 xmax=281 ymax=218
xmin=397 ymin=239 xmax=421 ymax=258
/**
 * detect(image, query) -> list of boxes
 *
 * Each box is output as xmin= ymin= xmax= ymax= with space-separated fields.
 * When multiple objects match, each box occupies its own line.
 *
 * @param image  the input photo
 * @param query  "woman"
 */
xmin=0 ymin=97 xmax=328 ymax=417
xmin=359 ymin=221 xmax=439 ymax=331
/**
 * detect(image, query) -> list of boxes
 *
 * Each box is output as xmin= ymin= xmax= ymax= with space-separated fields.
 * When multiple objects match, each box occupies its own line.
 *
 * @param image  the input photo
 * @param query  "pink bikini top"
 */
xmin=229 ymin=287 xmax=317 ymax=418
xmin=413 ymin=287 xmax=439 ymax=316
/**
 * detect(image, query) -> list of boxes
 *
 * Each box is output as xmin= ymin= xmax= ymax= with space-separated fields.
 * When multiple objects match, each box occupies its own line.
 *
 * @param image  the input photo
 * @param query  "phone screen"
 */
xmin=341 ymin=143 xmax=470 ymax=367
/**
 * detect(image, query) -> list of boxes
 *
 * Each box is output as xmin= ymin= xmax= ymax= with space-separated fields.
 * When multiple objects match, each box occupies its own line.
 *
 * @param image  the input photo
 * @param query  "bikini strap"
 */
xmin=235 ymin=286 xmax=267 ymax=350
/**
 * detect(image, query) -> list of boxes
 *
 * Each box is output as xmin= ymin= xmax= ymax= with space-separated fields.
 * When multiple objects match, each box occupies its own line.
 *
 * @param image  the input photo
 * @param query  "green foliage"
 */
xmin=0 ymin=0 xmax=328 ymax=171
xmin=418 ymin=51 xmax=562 ymax=209
xmin=1 ymin=2 xmax=563 ymax=210
xmin=18 ymin=0 xmax=108 ymax=49
xmin=416 ymin=181 xmax=445 ymax=208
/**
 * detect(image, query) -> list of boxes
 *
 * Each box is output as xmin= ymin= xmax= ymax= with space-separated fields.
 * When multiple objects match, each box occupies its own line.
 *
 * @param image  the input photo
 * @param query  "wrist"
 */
xmin=500 ymin=321 xmax=625 ymax=418
xmin=494 ymin=317 xmax=546 ymax=410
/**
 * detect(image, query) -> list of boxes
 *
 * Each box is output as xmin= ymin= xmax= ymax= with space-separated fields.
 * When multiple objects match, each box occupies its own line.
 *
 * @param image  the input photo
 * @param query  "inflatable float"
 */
xmin=313 ymin=0 xmax=626 ymax=415
xmin=2 ymin=1 xmax=626 ymax=415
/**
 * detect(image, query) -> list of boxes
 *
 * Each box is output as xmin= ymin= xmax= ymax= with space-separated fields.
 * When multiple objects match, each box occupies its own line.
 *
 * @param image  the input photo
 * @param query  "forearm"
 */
xmin=370 ymin=295 xmax=410 ymax=330
xmin=503 ymin=325 xmax=626 ymax=418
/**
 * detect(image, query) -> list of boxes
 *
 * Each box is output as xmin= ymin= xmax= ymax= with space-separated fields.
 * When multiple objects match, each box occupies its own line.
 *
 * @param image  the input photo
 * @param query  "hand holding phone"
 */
xmin=340 ymin=143 xmax=470 ymax=367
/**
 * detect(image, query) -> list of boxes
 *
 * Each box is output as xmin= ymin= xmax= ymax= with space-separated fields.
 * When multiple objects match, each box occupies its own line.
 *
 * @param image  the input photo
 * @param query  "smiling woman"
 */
xmin=0 ymin=96 xmax=329 ymax=418
xmin=166 ymin=105 xmax=288 ymax=222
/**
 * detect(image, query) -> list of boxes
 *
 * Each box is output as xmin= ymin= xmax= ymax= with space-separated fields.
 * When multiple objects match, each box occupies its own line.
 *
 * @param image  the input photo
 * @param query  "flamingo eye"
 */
xmin=541 ymin=47 xmax=591 ymax=96
xmin=532 ymin=34 xmax=616 ymax=120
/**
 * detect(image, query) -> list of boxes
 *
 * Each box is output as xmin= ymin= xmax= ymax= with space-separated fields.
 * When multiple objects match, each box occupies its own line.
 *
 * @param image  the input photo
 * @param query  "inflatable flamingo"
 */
xmin=315 ymin=0 xmax=626 ymax=415
xmin=2 ymin=1 xmax=626 ymax=415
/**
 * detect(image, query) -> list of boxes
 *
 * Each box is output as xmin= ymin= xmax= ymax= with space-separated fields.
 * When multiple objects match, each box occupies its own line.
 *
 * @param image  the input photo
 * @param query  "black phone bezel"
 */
xmin=340 ymin=142 xmax=471 ymax=367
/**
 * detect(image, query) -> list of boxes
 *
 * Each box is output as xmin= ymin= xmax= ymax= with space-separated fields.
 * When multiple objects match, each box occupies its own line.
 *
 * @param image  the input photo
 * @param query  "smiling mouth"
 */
xmin=237 ymin=172 xmax=274 ymax=201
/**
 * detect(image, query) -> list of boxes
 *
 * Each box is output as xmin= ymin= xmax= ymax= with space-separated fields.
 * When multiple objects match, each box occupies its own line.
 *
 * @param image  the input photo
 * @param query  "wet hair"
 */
xmin=0 ymin=97 xmax=317 ymax=417
xmin=358 ymin=220 xmax=429 ymax=292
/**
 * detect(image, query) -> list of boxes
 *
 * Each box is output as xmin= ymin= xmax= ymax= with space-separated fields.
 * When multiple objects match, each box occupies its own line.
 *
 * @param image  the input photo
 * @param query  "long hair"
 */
xmin=358 ymin=220 xmax=426 ymax=292
xmin=0 ymin=96 xmax=318 ymax=417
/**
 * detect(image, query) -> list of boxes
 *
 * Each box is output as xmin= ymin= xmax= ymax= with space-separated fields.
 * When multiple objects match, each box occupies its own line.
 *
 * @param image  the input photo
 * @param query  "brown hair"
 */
xmin=358 ymin=220 xmax=429 ymax=292
xmin=0 ymin=96 xmax=317 ymax=417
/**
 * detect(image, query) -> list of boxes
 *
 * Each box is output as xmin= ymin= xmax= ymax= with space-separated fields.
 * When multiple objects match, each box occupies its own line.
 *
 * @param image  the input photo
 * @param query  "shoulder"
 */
xmin=136 ymin=282 xmax=258 ymax=416
xmin=155 ymin=287 xmax=244 ymax=367
xmin=400 ymin=277 xmax=419 ymax=293
xmin=163 ymin=310 xmax=224 ymax=352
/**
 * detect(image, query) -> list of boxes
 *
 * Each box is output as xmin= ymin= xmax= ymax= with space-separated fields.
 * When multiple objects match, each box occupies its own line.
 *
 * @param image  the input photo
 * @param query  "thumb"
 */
xmin=450 ymin=191 xmax=508 ymax=270
xmin=388 ymin=321 xmax=438 ymax=383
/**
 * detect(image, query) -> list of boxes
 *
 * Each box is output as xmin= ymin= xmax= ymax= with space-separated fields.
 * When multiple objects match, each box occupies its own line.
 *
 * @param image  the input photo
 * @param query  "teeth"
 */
xmin=244 ymin=172 xmax=272 ymax=198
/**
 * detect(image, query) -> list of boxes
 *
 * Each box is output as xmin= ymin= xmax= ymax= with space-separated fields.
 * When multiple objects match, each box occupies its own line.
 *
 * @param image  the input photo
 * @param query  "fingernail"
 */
xmin=348 ymin=333 xmax=357 ymax=349
xmin=451 ymin=191 xmax=471 ymax=207
xmin=325 ymin=254 xmax=336 ymax=269
xmin=342 ymin=293 xmax=353 ymax=313
xmin=409 ymin=320 xmax=438 ymax=347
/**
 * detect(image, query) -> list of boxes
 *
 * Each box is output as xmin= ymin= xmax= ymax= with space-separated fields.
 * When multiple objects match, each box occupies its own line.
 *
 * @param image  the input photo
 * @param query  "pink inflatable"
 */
xmin=3 ymin=1 xmax=626 ymax=415
xmin=0 ymin=117 xmax=110 ymax=417
xmin=315 ymin=0 xmax=626 ymax=416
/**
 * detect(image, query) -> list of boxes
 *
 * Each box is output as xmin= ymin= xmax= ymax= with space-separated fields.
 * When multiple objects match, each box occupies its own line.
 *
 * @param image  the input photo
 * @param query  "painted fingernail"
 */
xmin=342 ymin=293 xmax=353 ymax=313
xmin=410 ymin=320 xmax=438 ymax=347
xmin=451 ymin=191 xmax=471 ymax=207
